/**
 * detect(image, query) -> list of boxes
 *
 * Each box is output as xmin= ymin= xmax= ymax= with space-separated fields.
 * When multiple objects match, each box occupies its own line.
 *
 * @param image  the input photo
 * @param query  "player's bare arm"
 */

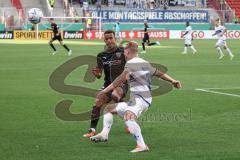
xmin=154 ymin=70 xmax=182 ymax=89
xmin=97 ymin=70 xmax=128 ymax=97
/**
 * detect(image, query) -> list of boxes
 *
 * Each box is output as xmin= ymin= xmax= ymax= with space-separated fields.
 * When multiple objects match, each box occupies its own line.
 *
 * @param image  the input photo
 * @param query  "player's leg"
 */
xmin=188 ymin=39 xmax=197 ymax=54
xmin=90 ymin=102 xmax=125 ymax=142
xmin=90 ymin=85 xmax=128 ymax=140
xmin=124 ymin=110 xmax=149 ymax=153
xmin=182 ymin=38 xmax=189 ymax=54
xmin=59 ymin=39 xmax=72 ymax=56
xmin=190 ymin=45 xmax=197 ymax=54
xmin=141 ymin=38 xmax=147 ymax=53
xmin=124 ymin=98 xmax=151 ymax=152
xmin=147 ymin=38 xmax=160 ymax=46
xmin=83 ymin=92 xmax=111 ymax=138
xmin=49 ymin=38 xmax=57 ymax=55
xmin=223 ymin=42 xmax=234 ymax=60
xmin=182 ymin=44 xmax=188 ymax=54
xmin=216 ymin=40 xmax=225 ymax=59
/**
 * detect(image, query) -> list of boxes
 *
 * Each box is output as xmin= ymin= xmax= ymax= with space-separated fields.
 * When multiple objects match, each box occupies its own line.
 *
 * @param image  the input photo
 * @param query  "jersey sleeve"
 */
xmin=147 ymin=62 xmax=157 ymax=76
xmin=124 ymin=62 xmax=132 ymax=74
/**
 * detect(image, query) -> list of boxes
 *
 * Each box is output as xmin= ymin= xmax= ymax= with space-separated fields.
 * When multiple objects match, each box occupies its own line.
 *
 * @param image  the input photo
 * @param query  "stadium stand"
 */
xmin=226 ymin=0 xmax=240 ymax=22
xmin=11 ymin=0 xmax=24 ymax=21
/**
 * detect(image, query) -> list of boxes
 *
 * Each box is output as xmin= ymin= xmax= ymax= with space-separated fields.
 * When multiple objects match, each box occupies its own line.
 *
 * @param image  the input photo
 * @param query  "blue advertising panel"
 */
xmin=91 ymin=10 xmax=209 ymax=23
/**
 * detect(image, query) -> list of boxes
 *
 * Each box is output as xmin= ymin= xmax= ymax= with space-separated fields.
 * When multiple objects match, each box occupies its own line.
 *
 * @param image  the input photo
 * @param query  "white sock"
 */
xmin=217 ymin=47 xmax=224 ymax=56
xmin=226 ymin=48 xmax=234 ymax=57
xmin=101 ymin=112 xmax=113 ymax=137
xmin=125 ymin=120 xmax=146 ymax=147
xmin=190 ymin=45 xmax=197 ymax=52
xmin=184 ymin=46 xmax=187 ymax=53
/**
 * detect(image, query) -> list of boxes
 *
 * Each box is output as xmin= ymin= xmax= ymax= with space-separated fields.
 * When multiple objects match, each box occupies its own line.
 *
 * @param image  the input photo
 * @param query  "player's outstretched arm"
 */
xmin=154 ymin=70 xmax=182 ymax=89
xmin=98 ymin=70 xmax=128 ymax=96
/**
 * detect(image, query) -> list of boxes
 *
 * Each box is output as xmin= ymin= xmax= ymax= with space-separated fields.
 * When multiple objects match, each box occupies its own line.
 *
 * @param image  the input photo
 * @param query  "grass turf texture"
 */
xmin=0 ymin=39 xmax=240 ymax=160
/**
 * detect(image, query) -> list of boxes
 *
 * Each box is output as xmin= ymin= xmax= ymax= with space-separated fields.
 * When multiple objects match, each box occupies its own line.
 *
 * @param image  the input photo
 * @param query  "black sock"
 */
xmin=50 ymin=44 xmax=56 ymax=51
xmin=142 ymin=42 xmax=145 ymax=50
xmin=148 ymin=42 xmax=157 ymax=46
xmin=90 ymin=105 xmax=101 ymax=129
xmin=63 ymin=44 xmax=70 ymax=52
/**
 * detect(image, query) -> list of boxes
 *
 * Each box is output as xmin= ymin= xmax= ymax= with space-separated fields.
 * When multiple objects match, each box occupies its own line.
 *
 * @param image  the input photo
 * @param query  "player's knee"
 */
xmin=124 ymin=111 xmax=137 ymax=121
xmin=185 ymin=44 xmax=188 ymax=47
xmin=49 ymin=41 xmax=52 ymax=45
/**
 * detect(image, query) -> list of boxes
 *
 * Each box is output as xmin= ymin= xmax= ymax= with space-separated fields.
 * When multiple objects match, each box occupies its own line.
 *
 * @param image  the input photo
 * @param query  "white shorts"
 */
xmin=185 ymin=38 xmax=192 ymax=45
xmin=116 ymin=97 xmax=152 ymax=118
xmin=216 ymin=38 xmax=226 ymax=46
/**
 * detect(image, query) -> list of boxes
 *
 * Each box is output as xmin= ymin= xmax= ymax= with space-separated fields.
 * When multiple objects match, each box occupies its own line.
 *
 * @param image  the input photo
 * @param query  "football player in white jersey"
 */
xmin=181 ymin=21 xmax=197 ymax=54
xmin=90 ymin=42 xmax=181 ymax=153
xmin=212 ymin=19 xmax=234 ymax=60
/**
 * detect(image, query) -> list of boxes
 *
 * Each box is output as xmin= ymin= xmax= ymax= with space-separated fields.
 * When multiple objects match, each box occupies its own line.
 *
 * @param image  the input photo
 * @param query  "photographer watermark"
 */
xmin=49 ymin=55 xmax=179 ymax=122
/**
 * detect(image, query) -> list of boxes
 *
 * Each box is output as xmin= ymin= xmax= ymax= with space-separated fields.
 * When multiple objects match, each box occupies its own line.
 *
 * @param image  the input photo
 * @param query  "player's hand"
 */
xmin=92 ymin=67 xmax=101 ymax=78
xmin=172 ymin=80 xmax=182 ymax=89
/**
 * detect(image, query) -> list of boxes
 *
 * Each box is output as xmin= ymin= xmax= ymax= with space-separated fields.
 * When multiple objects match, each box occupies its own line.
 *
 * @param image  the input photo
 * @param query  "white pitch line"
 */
xmin=199 ymin=87 xmax=240 ymax=90
xmin=195 ymin=88 xmax=240 ymax=98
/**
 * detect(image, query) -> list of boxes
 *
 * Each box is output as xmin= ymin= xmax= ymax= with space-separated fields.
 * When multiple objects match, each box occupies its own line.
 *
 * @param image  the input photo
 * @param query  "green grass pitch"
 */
xmin=0 ymin=39 xmax=240 ymax=160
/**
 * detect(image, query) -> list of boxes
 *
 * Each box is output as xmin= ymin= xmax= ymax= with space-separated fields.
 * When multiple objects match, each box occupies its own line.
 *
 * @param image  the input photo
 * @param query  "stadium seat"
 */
xmin=226 ymin=0 xmax=240 ymax=20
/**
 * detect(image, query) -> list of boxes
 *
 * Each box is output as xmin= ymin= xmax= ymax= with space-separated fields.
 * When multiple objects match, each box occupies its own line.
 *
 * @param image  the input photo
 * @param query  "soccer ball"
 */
xmin=28 ymin=8 xmax=43 ymax=24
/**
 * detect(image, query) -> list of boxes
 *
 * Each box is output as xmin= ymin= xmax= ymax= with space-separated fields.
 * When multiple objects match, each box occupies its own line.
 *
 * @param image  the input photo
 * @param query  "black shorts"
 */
xmin=142 ymin=34 xmax=149 ymax=43
xmin=52 ymin=35 xmax=63 ymax=41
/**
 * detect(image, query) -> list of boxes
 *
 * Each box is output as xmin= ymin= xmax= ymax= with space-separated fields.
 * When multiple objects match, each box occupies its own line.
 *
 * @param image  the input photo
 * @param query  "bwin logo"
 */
xmin=64 ymin=32 xmax=83 ymax=39
xmin=0 ymin=32 xmax=13 ymax=39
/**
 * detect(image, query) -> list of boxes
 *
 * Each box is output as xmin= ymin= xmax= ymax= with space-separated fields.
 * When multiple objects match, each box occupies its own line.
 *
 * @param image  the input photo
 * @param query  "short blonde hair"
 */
xmin=125 ymin=41 xmax=138 ymax=52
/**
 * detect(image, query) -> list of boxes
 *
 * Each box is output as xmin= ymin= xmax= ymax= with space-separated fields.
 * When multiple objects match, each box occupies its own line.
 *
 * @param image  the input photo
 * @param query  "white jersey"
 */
xmin=185 ymin=26 xmax=192 ymax=39
xmin=125 ymin=57 xmax=156 ymax=100
xmin=214 ymin=25 xmax=226 ymax=40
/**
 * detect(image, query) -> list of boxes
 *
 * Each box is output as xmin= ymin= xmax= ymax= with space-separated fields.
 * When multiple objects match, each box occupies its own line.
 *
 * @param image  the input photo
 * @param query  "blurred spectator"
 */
xmin=79 ymin=0 xmax=83 ymax=7
xmin=31 ymin=24 xmax=36 ymax=31
xmin=108 ymin=0 xmax=114 ymax=7
xmin=133 ymin=0 xmax=137 ymax=8
xmin=148 ymin=0 xmax=156 ymax=9
xmin=96 ymin=0 xmax=101 ymax=11
xmin=126 ymin=0 xmax=132 ymax=8
xmin=234 ymin=16 xmax=239 ymax=24
xmin=102 ymin=0 xmax=108 ymax=5
xmin=86 ymin=12 xmax=92 ymax=30
xmin=49 ymin=0 xmax=55 ymax=8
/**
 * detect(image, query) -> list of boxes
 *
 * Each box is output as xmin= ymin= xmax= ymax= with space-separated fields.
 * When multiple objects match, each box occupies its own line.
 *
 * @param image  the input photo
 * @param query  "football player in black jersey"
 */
xmin=141 ymin=20 xmax=160 ymax=54
xmin=83 ymin=30 xmax=128 ymax=138
xmin=48 ymin=18 xmax=72 ymax=56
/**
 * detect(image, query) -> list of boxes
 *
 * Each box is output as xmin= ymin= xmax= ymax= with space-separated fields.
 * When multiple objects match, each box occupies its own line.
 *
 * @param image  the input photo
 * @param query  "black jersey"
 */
xmin=96 ymin=47 xmax=126 ymax=87
xmin=51 ymin=23 xmax=59 ymax=35
xmin=144 ymin=24 xmax=149 ymax=36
